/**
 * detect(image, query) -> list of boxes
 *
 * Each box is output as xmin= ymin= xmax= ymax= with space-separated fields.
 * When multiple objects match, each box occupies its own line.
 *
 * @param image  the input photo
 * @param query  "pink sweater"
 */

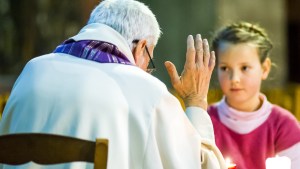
xmin=208 ymin=102 xmax=300 ymax=169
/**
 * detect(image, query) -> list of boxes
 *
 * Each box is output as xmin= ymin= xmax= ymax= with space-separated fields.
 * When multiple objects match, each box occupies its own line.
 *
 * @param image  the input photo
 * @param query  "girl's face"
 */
xmin=217 ymin=43 xmax=270 ymax=111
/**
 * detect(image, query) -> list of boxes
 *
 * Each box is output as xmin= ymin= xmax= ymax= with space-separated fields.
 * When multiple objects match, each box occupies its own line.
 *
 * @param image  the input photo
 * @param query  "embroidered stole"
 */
xmin=53 ymin=39 xmax=132 ymax=65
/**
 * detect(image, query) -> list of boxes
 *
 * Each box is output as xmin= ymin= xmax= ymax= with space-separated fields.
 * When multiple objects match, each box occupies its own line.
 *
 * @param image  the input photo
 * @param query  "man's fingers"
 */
xmin=165 ymin=61 xmax=180 ymax=88
xmin=195 ymin=34 xmax=203 ymax=65
xmin=209 ymin=51 xmax=216 ymax=71
xmin=185 ymin=35 xmax=195 ymax=69
xmin=203 ymin=39 xmax=210 ymax=66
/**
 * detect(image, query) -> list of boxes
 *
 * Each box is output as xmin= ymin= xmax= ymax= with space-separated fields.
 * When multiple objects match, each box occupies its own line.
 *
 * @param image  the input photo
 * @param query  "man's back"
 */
xmin=0 ymin=53 xmax=202 ymax=169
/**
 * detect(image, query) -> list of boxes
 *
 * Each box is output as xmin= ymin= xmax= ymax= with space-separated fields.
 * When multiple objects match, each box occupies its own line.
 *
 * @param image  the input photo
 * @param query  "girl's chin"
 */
xmin=225 ymin=97 xmax=247 ymax=105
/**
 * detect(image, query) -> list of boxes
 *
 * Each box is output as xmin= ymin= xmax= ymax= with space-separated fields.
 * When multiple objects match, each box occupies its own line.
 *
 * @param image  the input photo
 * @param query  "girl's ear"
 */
xmin=262 ymin=57 xmax=271 ymax=80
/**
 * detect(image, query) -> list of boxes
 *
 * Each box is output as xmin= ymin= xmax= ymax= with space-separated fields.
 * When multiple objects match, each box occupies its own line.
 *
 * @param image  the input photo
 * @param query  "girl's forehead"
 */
xmin=218 ymin=42 xmax=257 ymax=53
xmin=217 ymin=42 xmax=260 ymax=63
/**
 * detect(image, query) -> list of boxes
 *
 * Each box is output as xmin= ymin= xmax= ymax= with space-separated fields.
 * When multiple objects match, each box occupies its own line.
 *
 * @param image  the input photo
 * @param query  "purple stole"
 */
xmin=53 ymin=39 xmax=133 ymax=65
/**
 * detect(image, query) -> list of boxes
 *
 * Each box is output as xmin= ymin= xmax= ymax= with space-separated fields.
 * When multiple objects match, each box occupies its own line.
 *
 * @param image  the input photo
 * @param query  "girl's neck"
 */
xmin=225 ymin=94 xmax=263 ymax=112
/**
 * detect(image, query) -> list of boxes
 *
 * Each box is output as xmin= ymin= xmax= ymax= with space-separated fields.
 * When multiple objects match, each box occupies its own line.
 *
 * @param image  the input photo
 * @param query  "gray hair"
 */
xmin=87 ymin=0 xmax=161 ymax=49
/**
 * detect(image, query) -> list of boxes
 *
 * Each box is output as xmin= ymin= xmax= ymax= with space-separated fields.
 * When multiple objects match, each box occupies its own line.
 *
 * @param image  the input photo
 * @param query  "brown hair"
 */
xmin=212 ymin=21 xmax=273 ymax=63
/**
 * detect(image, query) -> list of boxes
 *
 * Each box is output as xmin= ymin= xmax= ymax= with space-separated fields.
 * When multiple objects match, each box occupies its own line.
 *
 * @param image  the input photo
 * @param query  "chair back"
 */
xmin=0 ymin=133 xmax=108 ymax=169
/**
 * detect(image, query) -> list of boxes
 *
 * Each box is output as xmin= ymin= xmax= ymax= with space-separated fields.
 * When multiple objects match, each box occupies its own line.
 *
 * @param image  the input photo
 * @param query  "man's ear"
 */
xmin=262 ymin=57 xmax=271 ymax=80
xmin=132 ymin=39 xmax=147 ymax=64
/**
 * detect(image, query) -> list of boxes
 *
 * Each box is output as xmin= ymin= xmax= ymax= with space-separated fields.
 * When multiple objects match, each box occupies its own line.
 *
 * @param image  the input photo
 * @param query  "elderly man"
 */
xmin=0 ymin=0 xmax=225 ymax=168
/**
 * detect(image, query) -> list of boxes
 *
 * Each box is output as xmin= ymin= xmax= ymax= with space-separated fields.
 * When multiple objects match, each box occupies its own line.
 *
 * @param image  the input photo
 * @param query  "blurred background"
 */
xmin=0 ymin=0 xmax=299 ymax=119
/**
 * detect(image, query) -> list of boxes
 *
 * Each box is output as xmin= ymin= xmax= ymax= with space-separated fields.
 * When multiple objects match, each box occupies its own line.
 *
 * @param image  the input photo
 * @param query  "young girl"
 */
xmin=208 ymin=22 xmax=300 ymax=169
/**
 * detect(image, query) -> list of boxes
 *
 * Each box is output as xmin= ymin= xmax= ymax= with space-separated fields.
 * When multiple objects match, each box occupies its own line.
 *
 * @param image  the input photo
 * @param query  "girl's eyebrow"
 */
xmin=218 ymin=62 xmax=229 ymax=65
xmin=239 ymin=62 xmax=252 ymax=65
xmin=218 ymin=61 xmax=252 ymax=67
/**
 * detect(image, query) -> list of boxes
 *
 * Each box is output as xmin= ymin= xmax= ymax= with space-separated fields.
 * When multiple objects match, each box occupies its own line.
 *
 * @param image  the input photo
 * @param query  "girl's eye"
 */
xmin=219 ymin=66 xmax=228 ymax=71
xmin=241 ymin=66 xmax=249 ymax=71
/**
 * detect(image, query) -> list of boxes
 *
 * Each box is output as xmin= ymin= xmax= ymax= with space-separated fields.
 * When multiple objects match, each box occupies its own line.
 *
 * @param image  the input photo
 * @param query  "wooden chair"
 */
xmin=0 ymin=133 xmax=108 ymax=169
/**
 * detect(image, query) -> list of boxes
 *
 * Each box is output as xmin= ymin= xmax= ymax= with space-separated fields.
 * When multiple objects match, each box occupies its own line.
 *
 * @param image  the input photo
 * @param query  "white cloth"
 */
xmin=186 ymin=107 xmax=215 ymax=142
xmin=0 ymin=23 xmax=225 ymax=169
xmin=186 ymin=108 xmax=226 ymax=169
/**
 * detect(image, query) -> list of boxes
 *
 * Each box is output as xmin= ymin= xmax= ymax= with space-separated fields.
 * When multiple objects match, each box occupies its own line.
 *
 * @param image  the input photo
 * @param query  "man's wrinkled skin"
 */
xmin=165 ymin=34 xmax=215 ymax=110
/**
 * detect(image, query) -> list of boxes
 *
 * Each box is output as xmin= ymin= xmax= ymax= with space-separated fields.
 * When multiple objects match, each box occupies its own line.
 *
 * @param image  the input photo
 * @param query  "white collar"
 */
xmin=70 ymin=23 xmax=135 ymax=65
xmin=217 ymin=94 xmax=273 ymax=134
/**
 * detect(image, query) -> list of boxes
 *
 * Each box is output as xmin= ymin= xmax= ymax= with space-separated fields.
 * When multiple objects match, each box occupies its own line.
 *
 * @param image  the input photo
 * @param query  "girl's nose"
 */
xmin=230 ymin=71 xmax=240 ymax=83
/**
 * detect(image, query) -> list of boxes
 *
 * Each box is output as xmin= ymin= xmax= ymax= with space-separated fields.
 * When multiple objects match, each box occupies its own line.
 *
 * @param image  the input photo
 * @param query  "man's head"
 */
xmin=88 ymin=0 xmax=161 ymax=49
xmin=87 ymin=0 xmax=161 ymax=72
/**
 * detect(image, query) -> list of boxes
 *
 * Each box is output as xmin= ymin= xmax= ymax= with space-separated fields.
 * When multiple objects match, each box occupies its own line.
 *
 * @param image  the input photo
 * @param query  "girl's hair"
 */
xmin=212 ymin=21 xmax=273 ymax=63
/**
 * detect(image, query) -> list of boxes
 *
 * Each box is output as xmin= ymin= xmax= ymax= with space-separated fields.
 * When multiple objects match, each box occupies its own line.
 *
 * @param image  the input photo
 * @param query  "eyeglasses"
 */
xmin=132 ymin=40 xmax=156 ymax=74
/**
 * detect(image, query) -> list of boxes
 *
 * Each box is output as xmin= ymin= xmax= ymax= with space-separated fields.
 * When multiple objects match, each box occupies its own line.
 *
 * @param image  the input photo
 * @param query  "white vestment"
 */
xmin=0 ymin=23 xmax=226 ymax=169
